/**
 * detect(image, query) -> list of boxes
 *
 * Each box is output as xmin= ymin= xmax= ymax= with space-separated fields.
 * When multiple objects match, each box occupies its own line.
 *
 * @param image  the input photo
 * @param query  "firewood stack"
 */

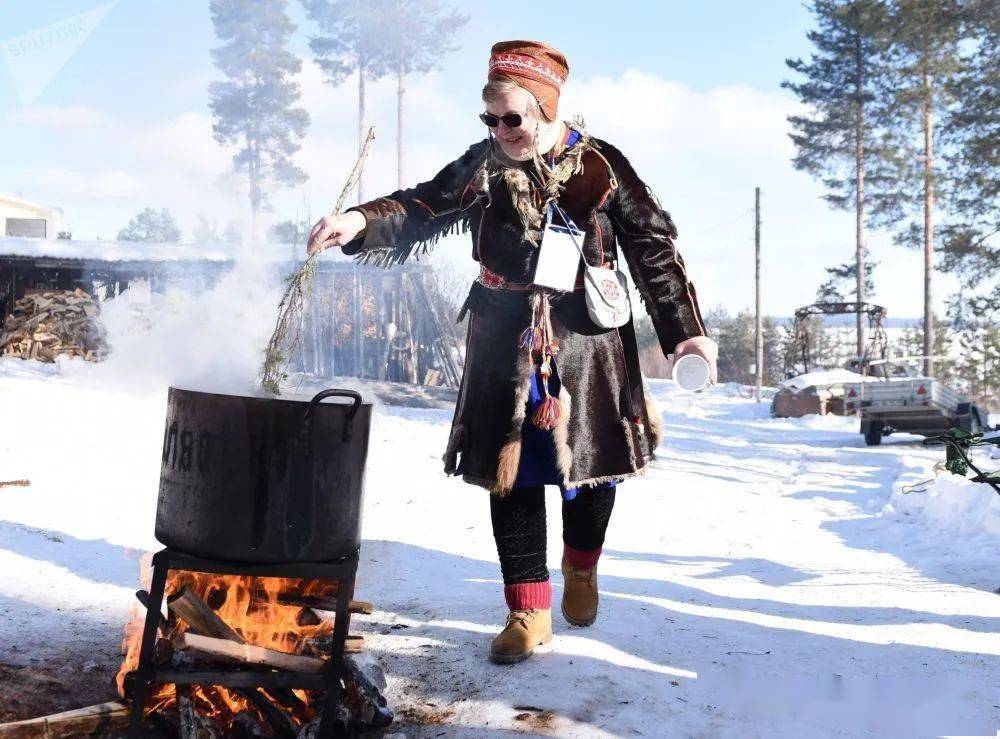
xmin=1 ymin=288 xmax=107 ymax=362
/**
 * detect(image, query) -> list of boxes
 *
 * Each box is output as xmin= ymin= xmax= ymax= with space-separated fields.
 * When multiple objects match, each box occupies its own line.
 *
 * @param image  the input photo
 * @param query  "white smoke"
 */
xmin=94 ymin=256 xmax=283 ymax=395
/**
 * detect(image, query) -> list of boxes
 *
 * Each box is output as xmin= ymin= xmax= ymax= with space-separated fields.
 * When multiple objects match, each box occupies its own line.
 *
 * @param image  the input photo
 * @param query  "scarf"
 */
xmin=486 ymin=114 xmax=595 ymax=247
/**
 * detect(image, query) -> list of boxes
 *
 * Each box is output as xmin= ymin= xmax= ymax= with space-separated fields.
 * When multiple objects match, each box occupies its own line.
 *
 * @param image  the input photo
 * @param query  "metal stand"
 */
xmin=127 ymin=547 xmax=359 ymax=738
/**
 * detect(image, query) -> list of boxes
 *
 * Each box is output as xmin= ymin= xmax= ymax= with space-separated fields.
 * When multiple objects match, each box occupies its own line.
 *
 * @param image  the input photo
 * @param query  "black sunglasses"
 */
xmin=479 ymin=111 xmax=525 ymax=128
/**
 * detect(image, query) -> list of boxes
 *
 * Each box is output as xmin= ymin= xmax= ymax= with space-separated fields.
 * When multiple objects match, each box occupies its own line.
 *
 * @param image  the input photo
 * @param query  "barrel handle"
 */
xmin=303 ymin=389 xmax=363 ymax=443
xmin=287 ymin=389 xmax=363 ymax=558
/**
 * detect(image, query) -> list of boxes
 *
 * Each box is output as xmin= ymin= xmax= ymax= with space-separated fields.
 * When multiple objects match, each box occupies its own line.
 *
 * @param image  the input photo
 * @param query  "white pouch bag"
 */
xmin=548 ymin=203 xmax=632 ymax=329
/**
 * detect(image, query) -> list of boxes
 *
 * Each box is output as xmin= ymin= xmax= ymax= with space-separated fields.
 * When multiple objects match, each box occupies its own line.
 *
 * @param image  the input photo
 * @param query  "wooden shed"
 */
xmin=0 ymin=238 xmax=464 ymax=387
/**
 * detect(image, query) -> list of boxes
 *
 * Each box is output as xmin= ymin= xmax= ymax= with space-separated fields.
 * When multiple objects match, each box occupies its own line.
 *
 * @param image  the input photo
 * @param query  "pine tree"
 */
xmin=192 ymin=215 xmax=224 ymax=245
xmin=117 ymin=208 xmax=182 ymax=243
xmin=269 ymin=218 xmax=312 ymax=244
xmin=816 ymin=246 xmax=879 ymax=302
xmin=705 ymin=307 xmax=785 ymax=385
xmin=783 ymin=0 xmax=903 ymax=357
xmin=209 ymin=0 xmax=309 ymax=224
xmin=303 ymin=0 xmax=391 ymax=203
xmin=304 ymin=1 xmax=468 ymax=196
xmin=376 ymin=0 xmax=468 ymax=189
xmin=893 ymin=312 xmax=953 ymax=381
xmin=880 ymin=0 xmax=965 ymax=377
xmin=938 ymin=0 xmax=999 ymax=321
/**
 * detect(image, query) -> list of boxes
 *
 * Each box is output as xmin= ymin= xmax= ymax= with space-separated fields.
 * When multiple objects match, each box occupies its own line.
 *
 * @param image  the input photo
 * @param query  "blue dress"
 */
xmin=512 ymin=331 xmax=618 ymax=502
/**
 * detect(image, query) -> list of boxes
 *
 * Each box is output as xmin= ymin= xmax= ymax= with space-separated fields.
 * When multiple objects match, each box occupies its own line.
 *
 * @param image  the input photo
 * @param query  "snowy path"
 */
xmin=0 ymin=365 xmax=997 ymax=736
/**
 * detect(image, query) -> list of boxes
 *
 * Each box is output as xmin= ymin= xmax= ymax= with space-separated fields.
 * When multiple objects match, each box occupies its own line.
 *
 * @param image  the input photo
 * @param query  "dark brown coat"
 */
xmin=342 ymin=129 xmax=707 ymax=492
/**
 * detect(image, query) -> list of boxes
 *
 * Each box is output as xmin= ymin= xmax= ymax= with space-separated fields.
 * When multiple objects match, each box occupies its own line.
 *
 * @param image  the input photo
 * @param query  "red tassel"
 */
xmin=531 ymin=395 xmax=562 ymax=430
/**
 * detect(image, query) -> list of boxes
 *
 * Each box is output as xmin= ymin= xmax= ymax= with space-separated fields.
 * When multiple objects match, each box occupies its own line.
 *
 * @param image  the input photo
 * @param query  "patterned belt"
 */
xmin=477 ymin=263 xmax=584 ymax=291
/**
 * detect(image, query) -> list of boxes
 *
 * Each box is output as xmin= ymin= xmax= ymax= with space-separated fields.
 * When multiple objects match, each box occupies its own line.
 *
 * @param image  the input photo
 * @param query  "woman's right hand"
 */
xmin=306 ymin=211 xmax=367 ymax=256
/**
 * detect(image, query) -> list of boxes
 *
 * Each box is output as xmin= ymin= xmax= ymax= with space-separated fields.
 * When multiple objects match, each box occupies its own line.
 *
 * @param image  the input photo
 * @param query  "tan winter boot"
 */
xmin=561 ymin=556 xmax=599 ymax=626
xmin=489 ymin=608 xmax=553 ymax=664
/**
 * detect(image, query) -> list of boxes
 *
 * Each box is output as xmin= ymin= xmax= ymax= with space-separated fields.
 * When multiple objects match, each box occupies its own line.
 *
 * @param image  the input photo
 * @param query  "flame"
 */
xmin=116 ymin=569 xmax=338 ymax=729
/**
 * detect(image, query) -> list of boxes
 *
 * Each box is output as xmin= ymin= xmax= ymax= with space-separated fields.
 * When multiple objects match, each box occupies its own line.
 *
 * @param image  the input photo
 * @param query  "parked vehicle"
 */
xmin=842 ymin=356 xmax=991 ymax=445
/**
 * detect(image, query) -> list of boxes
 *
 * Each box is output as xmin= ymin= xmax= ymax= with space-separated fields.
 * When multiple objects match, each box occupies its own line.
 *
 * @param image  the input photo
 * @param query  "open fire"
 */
xmin=116 ymin=571 xmax=337 ymax=730
xmin=116 ymin=563 xmax=382 ymax=736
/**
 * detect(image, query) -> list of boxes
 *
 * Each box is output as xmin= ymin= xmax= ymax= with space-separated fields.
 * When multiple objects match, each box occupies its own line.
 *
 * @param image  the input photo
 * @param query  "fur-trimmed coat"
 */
xmin=341 ymin=124 xmax=708 ymax=493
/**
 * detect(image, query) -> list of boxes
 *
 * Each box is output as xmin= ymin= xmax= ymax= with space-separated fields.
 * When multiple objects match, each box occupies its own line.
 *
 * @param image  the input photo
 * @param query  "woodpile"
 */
xmin=1 ymin=289 xmax=107 ymax=362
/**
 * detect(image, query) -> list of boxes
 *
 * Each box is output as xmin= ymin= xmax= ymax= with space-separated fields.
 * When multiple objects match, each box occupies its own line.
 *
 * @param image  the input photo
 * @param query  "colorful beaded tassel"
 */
xmin=524 ymin=290 xmax=562 ymax=430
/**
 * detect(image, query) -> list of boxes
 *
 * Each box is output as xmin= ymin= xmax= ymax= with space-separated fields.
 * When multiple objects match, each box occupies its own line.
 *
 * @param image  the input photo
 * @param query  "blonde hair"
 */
xmin=482 ymin=76 xmax=544 ymax=115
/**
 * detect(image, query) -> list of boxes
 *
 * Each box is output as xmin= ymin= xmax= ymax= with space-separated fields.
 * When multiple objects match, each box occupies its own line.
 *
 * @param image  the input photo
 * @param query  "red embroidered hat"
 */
xmin=488 ymin=40 xmax=569 ymax=122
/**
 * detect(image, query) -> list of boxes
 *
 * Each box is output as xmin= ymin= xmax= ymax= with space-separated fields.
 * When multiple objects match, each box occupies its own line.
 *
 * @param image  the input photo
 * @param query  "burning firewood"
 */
xmin=173 ymin=632 xmax=326 ymax=673
xmin=237 ymin=688 xmax=297 ymax=738
xmin=119 ymin=569 xmax=383 ymax=732
xmin=231 ymin=712 xmax=268 ymax=738
xmin=301 ymin=634 xmax=365 ymax=656
xmin=168 ymin=587 xmax=247 ymax=644
xmin=0 ymin=288 xmax=106 ymax=363
xmin=176 ymin=684 xmax=199 ymax=739
xmin=276 ymin=593 xmax=374 ymax=615
xmin=0 ymin=701 xmax=128 ymax=738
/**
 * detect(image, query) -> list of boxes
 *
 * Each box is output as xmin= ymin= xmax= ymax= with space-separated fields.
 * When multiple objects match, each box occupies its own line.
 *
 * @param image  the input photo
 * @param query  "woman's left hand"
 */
xmin=672 ymin=336 xmax=719 ymax=385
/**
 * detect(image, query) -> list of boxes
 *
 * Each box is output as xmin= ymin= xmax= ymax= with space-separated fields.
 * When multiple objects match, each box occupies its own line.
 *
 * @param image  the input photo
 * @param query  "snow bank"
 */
xmin=0 ymin=236 xmax=231 ymax=262
xmin=884 ymin=458 xmax=1000 ymax=540
xmin=0 ymin=237 xmax=357 ymax=264
xmin=779 ymin=368 xmax=870 ymax=390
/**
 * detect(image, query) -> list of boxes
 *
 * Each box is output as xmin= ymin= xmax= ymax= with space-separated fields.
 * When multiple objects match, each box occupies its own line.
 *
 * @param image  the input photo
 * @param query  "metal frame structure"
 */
xmin=127 ymin=548 xmax=359 ymax=738
xmin=790 ymin=301 xmax=888 ymax=375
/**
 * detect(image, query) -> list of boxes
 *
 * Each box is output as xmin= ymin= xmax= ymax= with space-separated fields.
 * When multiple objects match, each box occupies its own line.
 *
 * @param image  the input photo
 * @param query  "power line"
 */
xmin=688 ymin=207 xmax=755 ymax=239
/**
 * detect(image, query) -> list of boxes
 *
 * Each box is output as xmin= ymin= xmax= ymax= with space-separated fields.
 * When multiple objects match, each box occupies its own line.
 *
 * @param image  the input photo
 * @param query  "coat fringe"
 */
xmin=491 ymin=349 xmax=535 ymax=495
xmin=351 ymin=211 xmax=474 ymax=268
xmin=644 ymin=389 xmax=664 ymax=456
xmin=552 ymin=383 xmax=573 ymax=484
xmin=621 ymin=417 xmax=640 ymax=471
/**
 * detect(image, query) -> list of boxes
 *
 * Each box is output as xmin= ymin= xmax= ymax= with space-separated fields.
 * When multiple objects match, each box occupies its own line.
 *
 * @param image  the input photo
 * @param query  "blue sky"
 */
xmin=0 ymin=1 xmax=815 ymax=110
xmin=0 ymin=1 xmax=955 ymax=318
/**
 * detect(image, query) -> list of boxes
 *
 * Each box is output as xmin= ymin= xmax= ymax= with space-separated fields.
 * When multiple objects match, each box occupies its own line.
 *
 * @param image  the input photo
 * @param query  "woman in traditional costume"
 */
xmin=307 ymin=40 xmax=718 ymax=664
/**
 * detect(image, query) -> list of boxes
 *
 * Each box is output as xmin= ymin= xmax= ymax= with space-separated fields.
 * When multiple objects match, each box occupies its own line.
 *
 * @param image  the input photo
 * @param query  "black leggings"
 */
xmin=489 ymin=484 xmax=616 ymax=585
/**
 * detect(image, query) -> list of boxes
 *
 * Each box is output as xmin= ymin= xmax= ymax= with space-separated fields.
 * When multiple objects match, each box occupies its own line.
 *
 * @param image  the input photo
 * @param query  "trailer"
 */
xmin=843 ymin=357 xmax=991 ymax=445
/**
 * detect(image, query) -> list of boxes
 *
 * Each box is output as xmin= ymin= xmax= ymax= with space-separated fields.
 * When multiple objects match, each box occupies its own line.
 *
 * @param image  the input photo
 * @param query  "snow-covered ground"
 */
xmin=1 ymin=358 xmax=998 ymax=737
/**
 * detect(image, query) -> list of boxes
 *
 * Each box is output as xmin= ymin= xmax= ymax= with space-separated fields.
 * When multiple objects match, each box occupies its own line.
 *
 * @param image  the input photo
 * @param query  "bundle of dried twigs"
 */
xmin=260 ymin=127 xmax=376 ymax=394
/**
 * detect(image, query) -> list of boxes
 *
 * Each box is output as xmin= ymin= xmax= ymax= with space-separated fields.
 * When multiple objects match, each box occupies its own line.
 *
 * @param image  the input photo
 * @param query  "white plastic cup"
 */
xmin=672 ymin=353 xmax=711 ymax=392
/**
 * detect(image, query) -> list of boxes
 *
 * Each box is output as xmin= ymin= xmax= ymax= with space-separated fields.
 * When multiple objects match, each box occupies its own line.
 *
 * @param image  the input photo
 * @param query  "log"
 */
xmin=237 ymin=688 xmax=296 ymax=738
xmin=168 ymin=587 xmax=246 ymax=644
xmin=295 ymin=607 xmax=322 ymax=627
xmin=176 ymin=684 xmax=199 ymax=739
xmin=276 ymin=593 xmax=373 ymax=615
xmin=154 ymin=637 xmax=175 ymax=666
xmin=231 ymin=712 xmax=267 ymax=739
xmin=135 ymin=589 xmax=169 ymax=633
xmin=0 ymin=702 xmax=128 ymax=738
xmin=173 ymin=632 xmax=325 ymax=673
xmin=0 ymin=480 xmax=29 ymax=488
xmin=301 ymin=634 xmax=365 ymax=655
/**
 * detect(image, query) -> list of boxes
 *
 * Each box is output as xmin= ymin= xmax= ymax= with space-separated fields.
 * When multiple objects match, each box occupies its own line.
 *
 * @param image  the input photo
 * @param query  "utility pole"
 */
xmin=754 ymin=187 xmax=763 ymax=402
